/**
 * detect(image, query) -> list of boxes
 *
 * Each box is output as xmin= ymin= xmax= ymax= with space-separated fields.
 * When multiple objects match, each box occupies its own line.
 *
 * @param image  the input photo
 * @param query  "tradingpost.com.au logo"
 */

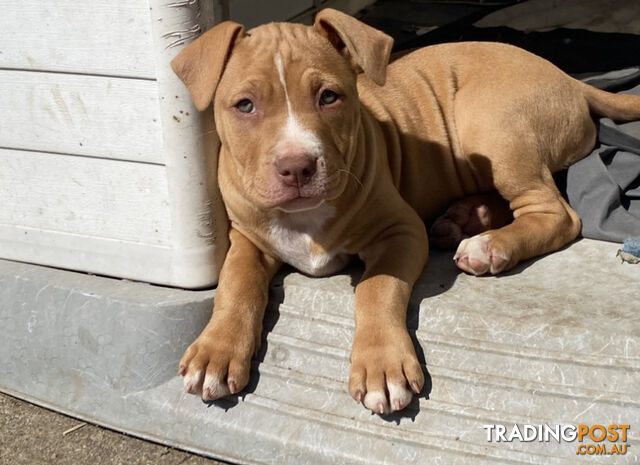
xmin=484 ymin=424 xmax=631 ymax=456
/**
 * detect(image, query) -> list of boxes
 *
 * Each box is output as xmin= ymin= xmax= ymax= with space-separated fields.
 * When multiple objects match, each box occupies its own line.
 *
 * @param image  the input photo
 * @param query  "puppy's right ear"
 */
xmin=171 ymin=21 xmax=245 ymax=111
xmin=314 ymin=9 xmax=392 ymax=86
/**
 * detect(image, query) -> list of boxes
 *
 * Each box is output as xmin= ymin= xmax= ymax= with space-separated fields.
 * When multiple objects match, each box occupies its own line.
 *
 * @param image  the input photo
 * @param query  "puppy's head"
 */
xmin=172 ymin=9 xmax=393 ymax=212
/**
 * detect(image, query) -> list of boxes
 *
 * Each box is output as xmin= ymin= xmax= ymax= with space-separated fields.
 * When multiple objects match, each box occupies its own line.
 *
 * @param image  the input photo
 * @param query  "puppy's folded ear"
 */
xmin=314 ymin=8 xmax=393 ymax=86
xmin=171 ymin=21 xmax=245 ymax=111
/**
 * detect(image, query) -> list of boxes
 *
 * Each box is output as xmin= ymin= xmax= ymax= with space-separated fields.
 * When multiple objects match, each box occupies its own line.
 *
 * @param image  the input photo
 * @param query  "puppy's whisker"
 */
xmin=338 ymin=169 xmax=363 ymax=189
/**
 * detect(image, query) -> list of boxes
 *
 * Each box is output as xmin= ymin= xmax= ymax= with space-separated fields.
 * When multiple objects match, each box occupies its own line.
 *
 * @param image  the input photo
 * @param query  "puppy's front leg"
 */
xmin=350 ymin=220 xmax=429 ymax=414
xmin=180 ymin=227 xmax=281 ymax=401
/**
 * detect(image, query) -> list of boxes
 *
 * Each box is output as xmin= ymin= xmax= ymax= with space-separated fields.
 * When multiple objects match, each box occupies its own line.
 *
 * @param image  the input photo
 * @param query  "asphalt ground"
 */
xmin=0 ymin=392 xmax=229 ymax=465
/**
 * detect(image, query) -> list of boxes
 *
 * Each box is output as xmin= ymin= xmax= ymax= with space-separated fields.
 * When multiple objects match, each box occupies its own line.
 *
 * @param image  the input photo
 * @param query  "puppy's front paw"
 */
xmin=454 ymin=234 xmax=509 ymax=275
xmin=178 ymin=326 xmax=255 ymax=402
xmin=348 ymin=330 xmax=424 ymax=414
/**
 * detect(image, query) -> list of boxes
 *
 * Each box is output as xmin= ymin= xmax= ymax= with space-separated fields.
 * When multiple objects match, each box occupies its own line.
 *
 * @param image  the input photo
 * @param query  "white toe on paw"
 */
xmin=363 ymin=391 xmax=390 ymax=415
xmin=387 ymin=382 xmax=413 ymax=411
xmin=475 ymin=205 xmax=490 ymax=226
xmin=454 ymin=234 xmax=508 ymax=275
xmin=183 ymin=370 xmax=204 ymax=395
xmin=454 ymin=235 xmax=490 ymax=275
xmin=457 ymin=235 xmax=490 ymax=260
xmin=202 ymin=374 xmax=231 ymax=401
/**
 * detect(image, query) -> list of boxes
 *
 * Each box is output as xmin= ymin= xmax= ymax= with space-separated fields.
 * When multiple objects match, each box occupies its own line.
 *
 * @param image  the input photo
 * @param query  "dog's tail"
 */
xmin=579 ymin=81 xmax=640 ymax=122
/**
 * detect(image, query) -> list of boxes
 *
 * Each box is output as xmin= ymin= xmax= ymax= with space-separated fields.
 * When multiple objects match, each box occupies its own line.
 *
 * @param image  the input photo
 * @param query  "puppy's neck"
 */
xmin=272 ymin=202 xmax=337 ymax=232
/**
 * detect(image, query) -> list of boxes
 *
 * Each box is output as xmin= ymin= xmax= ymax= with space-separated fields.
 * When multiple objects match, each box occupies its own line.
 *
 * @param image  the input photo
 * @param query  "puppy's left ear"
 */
xmin=171 ymin=21 xmax=245 ymax=111
xmin=314 ymin=8 xmax=393 ymax=86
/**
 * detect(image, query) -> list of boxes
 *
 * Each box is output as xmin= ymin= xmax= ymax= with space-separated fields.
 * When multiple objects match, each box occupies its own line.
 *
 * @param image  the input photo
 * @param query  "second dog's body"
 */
xmin=171 ymin=9 xmax=640 ymax=414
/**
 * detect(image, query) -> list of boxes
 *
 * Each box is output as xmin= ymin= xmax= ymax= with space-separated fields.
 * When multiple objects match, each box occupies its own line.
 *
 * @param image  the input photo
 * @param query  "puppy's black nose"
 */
xmin=275 ymin=154 xmax=317 ymax=187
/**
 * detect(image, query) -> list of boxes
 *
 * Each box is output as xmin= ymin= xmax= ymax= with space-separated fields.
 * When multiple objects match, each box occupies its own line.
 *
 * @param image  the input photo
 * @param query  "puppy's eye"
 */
xmin=319 ymin=90 xmax=339 ymax=106
xmin=235 ymin=99 xmax=255 ymax=113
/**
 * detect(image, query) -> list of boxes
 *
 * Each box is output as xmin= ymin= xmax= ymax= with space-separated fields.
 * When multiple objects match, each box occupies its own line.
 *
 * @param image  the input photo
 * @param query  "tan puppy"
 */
xmin=171 ymin=9 xmax=640 ymax=414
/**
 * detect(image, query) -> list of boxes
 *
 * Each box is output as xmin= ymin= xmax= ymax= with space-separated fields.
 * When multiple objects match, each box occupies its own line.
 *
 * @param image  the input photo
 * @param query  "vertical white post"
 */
xmin=148 ymin=0 xmax=229 ymax=288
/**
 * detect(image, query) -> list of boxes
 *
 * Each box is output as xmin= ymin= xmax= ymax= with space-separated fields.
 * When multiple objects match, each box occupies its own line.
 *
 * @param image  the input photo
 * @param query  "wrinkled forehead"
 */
xmin=221 ymin=22 xmax=354 ymax=89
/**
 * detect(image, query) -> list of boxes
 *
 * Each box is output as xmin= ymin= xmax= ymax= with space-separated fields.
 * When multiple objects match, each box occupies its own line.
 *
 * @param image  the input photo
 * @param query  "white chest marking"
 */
xmin=268 ymin=205 xmax=345 ymax=276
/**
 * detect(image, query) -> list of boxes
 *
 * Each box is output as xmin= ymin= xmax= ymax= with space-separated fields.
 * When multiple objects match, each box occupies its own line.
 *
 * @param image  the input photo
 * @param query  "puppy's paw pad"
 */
xmin=454 ymin=234 xmax=508 ymax=275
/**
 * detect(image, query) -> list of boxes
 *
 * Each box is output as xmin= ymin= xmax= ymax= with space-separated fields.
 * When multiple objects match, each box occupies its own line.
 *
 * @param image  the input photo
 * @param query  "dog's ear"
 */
xmin=171 ymin=21 xmax=245 ymax=111
xmin=314 ymin=8 xmax=393 ymax=86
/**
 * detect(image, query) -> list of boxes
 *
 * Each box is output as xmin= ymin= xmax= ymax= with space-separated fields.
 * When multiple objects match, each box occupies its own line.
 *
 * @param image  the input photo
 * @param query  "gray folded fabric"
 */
xmin=565 ymin=69 xmax=640 ymax=243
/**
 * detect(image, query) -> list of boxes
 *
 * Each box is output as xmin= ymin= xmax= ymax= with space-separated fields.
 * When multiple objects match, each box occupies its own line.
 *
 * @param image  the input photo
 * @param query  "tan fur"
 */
xmin=172 ymin=9 xmax=640 ymax=413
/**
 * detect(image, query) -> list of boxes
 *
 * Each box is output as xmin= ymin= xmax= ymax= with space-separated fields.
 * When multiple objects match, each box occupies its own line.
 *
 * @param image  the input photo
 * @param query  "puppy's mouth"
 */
xmin=277 ymin=195 xmax=326 ymax=212
xmin=269 ymin=184 xmax=332 ymax=212
xmin=255 ymin=172 xmax=345 ymax=212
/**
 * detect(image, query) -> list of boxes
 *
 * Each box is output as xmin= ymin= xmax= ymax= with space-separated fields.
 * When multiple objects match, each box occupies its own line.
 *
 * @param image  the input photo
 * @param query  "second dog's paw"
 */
xmin=348 ymin=331 xmax=424 ymax=415
xmin=453 ymin=234 xmax=509 ymax=275
xmin=178 ymin=329 xmax=253 ymax=402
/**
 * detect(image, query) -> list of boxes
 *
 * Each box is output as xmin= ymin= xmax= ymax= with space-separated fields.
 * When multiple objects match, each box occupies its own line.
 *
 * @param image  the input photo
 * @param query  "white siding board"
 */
xmin=0 ymin=0 xmax=156 ymax=78
xmin=0 ymin=70 xmax=164 ymax=164
xmin=0 ymin=224 xmax=173 ymax=284
xmin=0 ymin=148 xmax=172 ymax=246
